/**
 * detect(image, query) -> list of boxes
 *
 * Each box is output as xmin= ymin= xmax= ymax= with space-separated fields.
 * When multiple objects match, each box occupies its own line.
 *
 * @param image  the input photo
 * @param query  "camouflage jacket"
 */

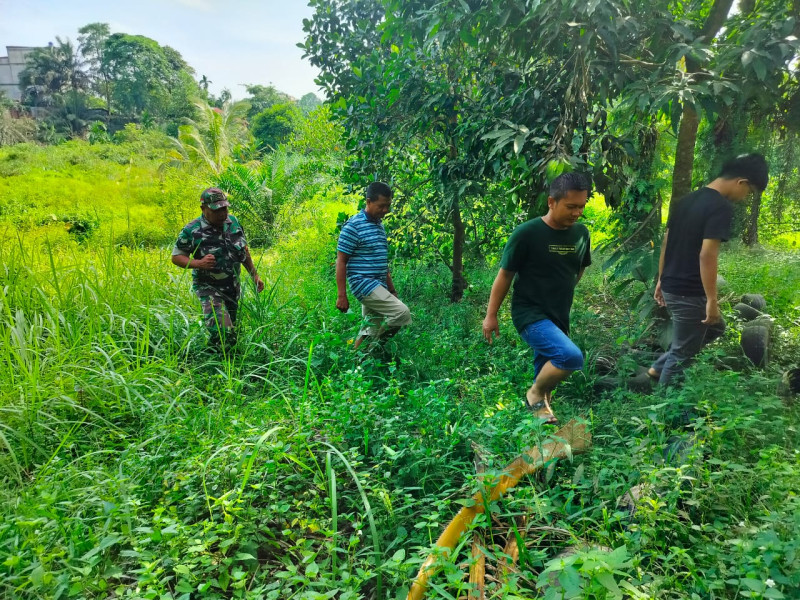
xmin=172 ymin=215 xmax=248 ymax=292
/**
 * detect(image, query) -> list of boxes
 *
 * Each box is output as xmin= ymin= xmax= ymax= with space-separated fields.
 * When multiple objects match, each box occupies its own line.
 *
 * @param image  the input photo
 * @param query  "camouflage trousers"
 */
xmin=196 ymin=285 xmax=240 ymax=348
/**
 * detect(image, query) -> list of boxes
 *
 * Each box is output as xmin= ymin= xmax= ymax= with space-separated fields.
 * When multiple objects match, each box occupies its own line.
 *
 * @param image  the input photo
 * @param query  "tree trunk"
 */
xmin=743 ymin=190 xmax=761 ymax=246
xmin=670 ymin=104 xmax=700 ymax=202
xmin=451 ymin=200 xmax=467 ymax=302
xmin=71 ymin=88 xmax=81 ymax=135
xmin=104 ymin=78 xmax=112 ymax=124
xmin=668 ymin=0 xmax=735 ymax=204
xmin=445 ymin=118 xmax=467 ymax=303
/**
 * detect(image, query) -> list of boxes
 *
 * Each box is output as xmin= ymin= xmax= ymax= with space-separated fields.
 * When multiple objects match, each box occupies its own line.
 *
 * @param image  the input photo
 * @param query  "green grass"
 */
xmin=0 ymin=133 xmax=203 ymax=250
xmin=1 ymin=139 xmax=799 ymax=599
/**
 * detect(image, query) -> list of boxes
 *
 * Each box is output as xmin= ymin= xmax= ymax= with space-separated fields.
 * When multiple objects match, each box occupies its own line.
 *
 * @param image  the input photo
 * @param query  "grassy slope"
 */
xmin=0 ymin=134 xmax=201 ymax=249
xmin=0 ymin=146 xmax=799 ymax=599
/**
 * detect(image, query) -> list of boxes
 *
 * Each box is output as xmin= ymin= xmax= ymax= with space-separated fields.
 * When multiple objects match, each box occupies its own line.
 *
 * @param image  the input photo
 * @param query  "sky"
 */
xmin=0 ymin=0 xmax=322 ymax=100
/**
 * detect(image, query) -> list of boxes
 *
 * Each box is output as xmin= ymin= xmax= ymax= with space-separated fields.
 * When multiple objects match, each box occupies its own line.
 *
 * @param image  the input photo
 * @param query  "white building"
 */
xmin=0 ymin=46 xmax=38 ymax=101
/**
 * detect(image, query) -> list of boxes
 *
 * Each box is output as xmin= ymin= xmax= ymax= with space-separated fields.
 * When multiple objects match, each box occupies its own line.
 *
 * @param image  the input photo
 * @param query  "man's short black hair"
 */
xmin=366 ymin=181 xmax=393 ymax=202
xmin=550 ymin=172 xmax=592 ymax=201
xmin=718 ymin=153 xmax=769 ymax=191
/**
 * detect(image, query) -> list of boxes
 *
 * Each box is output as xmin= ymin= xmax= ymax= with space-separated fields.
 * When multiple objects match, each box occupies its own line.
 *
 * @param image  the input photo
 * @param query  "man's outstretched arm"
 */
xmin=482 ymin=268 xmax=515 ymax=344
xmin=335 ymin=251 xmax=350 ymax=312
xmin=243 ymin=247 xmax=264 ymax=293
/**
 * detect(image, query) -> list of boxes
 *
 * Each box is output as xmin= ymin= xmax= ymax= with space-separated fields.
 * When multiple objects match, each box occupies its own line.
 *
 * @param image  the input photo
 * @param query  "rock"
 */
xmin=777 ymin=367 xmax=800 ymax=398
xmin=741 ymin=324 xmax=770 ymax=368
xmin=740 ymin=293 xmax=766 ymax=311
xmin=734 ymin=303 xmax=764 ymax=321
xmin=748 ymin=314 xmax=775 ymax=332
xmin=626 ymin=371 xmax=655 ymax=393
xmin=593 ymin=375 xmax=618 ymax=394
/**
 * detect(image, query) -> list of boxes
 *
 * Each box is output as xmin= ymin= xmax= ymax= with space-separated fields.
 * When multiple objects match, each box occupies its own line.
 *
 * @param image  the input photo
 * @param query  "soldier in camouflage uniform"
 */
xmin=171 ymin=187 xmax=264 ymax=348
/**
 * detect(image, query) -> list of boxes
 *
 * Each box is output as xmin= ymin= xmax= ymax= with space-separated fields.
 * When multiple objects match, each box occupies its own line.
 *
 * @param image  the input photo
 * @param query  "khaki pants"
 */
xmin=359 ymin=285 xmax=411 ymax=337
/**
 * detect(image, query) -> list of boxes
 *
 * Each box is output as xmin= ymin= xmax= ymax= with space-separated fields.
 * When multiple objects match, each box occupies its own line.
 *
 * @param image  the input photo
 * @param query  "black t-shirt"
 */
xmin=500 ymin=217 xmax=591 ymax=334
xmin=661 ymin=187 xmax=733 ymax=296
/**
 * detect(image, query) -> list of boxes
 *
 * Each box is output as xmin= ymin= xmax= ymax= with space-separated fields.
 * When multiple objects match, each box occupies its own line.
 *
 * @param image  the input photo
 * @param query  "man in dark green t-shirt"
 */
xmin=483 ymin=172 xmax=592 ymax=424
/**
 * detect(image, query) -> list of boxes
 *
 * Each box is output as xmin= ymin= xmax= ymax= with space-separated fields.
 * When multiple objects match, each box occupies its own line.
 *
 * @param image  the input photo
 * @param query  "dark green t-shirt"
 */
xmin=500 ymin=217 xmax=591 ymax=334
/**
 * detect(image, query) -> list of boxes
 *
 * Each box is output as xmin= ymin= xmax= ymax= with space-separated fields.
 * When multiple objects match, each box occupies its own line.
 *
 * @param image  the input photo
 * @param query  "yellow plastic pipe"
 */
xmin=407 ymin=420 xmax=591 ymax=600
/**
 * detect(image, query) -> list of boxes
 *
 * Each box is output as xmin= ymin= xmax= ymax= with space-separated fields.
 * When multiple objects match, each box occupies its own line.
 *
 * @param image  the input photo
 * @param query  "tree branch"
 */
xmin=619 ymin=55 xmax=664 ymax=69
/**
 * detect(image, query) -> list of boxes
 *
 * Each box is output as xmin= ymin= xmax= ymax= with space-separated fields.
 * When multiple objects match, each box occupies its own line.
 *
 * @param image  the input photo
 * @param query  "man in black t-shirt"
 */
xmin=649 ymin=154 xmax=769 ymax=385
xmin=483 ymin=172 xmax=592 ymax=424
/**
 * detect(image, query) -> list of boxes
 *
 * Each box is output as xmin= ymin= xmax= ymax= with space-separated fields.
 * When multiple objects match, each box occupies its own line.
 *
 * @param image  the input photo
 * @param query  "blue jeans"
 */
xmin=520 ymin=319 xmax=584 ymax=380
xmin=651 ymin=292 xmax=726 ymax=386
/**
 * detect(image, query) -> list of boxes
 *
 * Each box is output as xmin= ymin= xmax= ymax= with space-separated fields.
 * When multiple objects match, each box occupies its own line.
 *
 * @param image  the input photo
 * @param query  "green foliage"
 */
xmin=211 ymin=157 xmax=289 ymax=246
xmin=242 ymin=84 xmax=293 ymax=119
xmin=16 ymin=23 xmax=206 ymax=137
xmin=77 ymin=22 xmax=112 ymax=116
xmin=0 ymin=174 xmax=798 ymax=599
xmin=18 ymin=38 xmax=89 ymax=103
xmin=302 ymin=0 xmax=800 ymax=300
xmin=102 ymin=33 xmax=199 ymax=123
xmin=297 ymin=92 xmax=323 ymax=115
xmin=251 ymin=102 xmax=302 ymax=152
xmin=87 ymin=120 xmax=110 ymax=144
xmin=287 ymin=105 xmax=345 ymax=158
xmin=2 ymin=22 xmax=800 ymax=599
xmin=18 ymin=37 xmax=90 ymax=135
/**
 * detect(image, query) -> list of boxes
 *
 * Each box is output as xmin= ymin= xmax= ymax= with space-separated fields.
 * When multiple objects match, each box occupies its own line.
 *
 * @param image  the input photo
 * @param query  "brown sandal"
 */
xmin=523 ymin=397 xmax=558 ymax=425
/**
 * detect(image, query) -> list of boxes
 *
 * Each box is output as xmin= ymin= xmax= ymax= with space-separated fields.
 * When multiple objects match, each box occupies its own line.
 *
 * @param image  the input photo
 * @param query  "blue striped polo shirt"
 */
xmin=337 ymin=210 xmax=389 ymax=300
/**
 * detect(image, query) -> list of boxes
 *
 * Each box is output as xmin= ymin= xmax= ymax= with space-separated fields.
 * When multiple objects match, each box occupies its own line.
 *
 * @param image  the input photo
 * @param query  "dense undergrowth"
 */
xmin=1 ymin=144 xmax=799 ymax=600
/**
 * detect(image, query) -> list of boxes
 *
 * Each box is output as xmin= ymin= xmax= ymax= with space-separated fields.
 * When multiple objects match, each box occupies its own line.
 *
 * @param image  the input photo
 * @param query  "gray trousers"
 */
xmin=651 ymin=292 xmax=726 ymax=386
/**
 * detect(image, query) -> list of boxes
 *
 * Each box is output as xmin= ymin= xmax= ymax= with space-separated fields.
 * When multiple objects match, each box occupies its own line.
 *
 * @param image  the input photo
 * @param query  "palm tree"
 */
xmin=18 ymin=37 xmax=88 ymax=133
xmin=211 ymin=151 xmax=308 ymax=245
xmin=166 ymin=98 xmax=250 ymax=174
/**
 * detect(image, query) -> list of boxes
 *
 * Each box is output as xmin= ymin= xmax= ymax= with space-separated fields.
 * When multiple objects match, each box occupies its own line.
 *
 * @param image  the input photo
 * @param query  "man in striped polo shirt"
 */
xmin=336 ymin=182 xmax=411 ymax=350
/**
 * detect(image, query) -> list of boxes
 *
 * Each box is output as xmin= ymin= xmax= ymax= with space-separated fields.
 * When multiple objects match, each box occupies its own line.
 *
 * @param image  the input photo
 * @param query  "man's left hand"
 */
xmin=388 ymin=288 xmax=398 ymax=297
xmin=654 ymin=280 xmax=665 ymax=307
xmin=253 ymin=275 xmax=265 ymax=293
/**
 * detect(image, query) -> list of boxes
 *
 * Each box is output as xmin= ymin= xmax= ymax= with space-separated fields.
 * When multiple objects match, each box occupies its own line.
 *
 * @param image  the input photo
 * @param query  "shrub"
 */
xmin=251 ymin=102 xmax=301 ymax=152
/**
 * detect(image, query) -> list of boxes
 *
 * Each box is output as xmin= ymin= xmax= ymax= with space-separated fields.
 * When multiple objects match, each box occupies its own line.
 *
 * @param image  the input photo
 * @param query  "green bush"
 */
xmin=251 ymin=102 xmax=301 ymax=152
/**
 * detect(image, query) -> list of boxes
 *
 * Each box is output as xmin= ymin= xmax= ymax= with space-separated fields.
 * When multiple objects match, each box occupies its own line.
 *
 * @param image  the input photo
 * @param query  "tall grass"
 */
xmin=0 ymin=165 xmax=798 ymax=599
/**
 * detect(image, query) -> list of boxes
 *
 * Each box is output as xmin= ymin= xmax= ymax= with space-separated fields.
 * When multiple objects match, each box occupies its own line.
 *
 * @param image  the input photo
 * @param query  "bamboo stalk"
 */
xmin=407 ymin=420 xmax=591 ymax=600
xmin=468 ymin=442 xmax=487 ymax=600
xmin=467 ymin=539 xmax=486 ymax=600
